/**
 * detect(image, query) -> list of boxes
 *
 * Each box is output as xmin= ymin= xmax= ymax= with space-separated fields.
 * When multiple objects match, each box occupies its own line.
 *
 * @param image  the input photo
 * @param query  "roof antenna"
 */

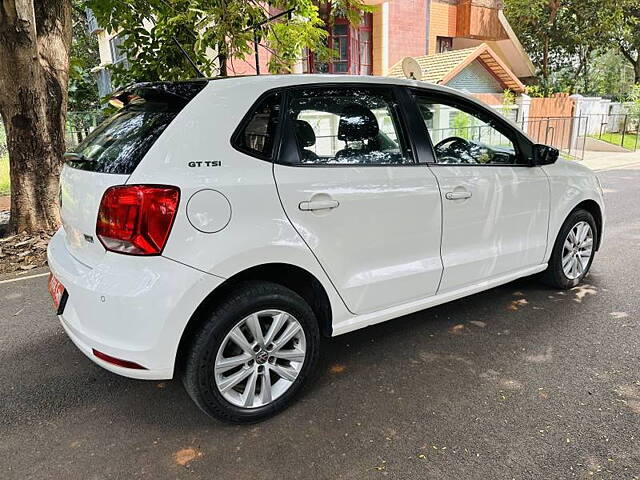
xmin=172 ymin=37 xmax=205 ymax=78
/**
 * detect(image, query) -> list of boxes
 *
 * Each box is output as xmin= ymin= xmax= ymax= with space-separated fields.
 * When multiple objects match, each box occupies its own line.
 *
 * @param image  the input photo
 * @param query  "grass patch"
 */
xmin=0 ymin=155 xmax=9 ymax=196
xmin=591 ymin=132 xmax=640 ymax=151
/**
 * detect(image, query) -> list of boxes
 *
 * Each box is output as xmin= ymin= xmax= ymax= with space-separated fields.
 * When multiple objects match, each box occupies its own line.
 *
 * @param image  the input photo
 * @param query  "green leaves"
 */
xmin=69 ymin=0 xmax=100 ymax=111
xmin=504 ymin=0 xmax=634 ymax=94
xmin=84 ymin=0 xmax=370 ymax=85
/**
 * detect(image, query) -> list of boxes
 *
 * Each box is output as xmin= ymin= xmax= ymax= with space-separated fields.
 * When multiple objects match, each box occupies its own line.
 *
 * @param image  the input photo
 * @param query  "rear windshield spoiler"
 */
xmin=109 ymin=81 xmax=208 ymax=110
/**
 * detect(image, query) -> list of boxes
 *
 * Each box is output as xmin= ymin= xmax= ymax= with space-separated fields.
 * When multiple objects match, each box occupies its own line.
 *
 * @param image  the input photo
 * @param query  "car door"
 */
xmin=409 ymin=89 xmax=550 ymax=293
xmin=274 ymin=85 xmax=443 ymax=315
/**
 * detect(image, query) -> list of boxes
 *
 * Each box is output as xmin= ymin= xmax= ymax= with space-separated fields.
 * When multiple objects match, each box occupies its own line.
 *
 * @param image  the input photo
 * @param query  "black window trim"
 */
xmin=233 ymin=82 xmax=431 ymax=168
xmin=406 ymin=86 xmax=535 ymax=168
xmin=230 ymin=90 xmax=286 ymax=162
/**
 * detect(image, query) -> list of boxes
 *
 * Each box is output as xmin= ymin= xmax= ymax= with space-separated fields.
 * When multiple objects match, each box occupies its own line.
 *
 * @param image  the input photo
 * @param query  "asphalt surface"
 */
xmin=1 ymin=166 xmax=639 ymax=480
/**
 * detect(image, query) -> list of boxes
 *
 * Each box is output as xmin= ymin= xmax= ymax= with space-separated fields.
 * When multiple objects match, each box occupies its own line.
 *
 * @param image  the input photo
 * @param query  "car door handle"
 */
xmin=299 ymin=199 xmax=340 ymax=211
xmin=445 ymin=191 xmax=472 ymax=200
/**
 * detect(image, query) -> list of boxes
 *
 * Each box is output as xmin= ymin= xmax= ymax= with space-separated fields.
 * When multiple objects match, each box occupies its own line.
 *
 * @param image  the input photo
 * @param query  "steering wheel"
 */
xmin=434 ymin=136 xmax=472 ymax=152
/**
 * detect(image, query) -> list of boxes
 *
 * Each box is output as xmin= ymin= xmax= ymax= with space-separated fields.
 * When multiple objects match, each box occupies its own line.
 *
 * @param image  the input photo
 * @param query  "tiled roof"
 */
xmin=388 ymin=47 xmax=478 ymax=83
xmin=388 ymin=43 xmax=525 ymax=92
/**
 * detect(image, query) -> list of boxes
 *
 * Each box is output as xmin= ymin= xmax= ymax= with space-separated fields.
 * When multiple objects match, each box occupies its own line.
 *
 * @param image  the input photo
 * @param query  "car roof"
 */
xmin=206 ymin=73 xmax=461 ymax=94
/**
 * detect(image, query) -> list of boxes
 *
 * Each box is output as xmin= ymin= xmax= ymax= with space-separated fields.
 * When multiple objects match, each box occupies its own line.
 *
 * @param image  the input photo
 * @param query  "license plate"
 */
xmin=48 ymin=273 xmax=66 ymax=313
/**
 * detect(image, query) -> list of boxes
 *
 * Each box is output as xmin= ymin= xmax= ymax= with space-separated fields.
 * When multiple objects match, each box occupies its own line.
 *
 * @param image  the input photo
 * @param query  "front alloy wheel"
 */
xmin=214 ymin=310 xmax=307 ymax=409
xmin=561 ymin=221 xmax=593 ymax=280
xmin=542 ymin=209 xmax=597 ymax=289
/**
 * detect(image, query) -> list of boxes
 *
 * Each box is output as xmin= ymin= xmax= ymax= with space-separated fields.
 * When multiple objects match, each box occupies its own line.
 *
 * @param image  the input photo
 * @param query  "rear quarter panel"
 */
xmin=126 ymin=80 xmax=351 ymax=324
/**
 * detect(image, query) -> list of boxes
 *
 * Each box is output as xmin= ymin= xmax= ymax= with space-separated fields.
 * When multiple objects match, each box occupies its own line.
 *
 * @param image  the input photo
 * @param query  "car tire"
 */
xmin=181 ymin=281 xmax=320 ymax=423
xmin=542 ymin=209 xmax=597 ymax=290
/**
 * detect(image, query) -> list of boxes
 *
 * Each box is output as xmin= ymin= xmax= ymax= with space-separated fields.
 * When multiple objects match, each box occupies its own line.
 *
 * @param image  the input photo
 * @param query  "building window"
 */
xmin=359 ymin=14 xmax=373 ymax=75
xmin=436 ymin=36 xmax=453 ymax=54
xmin=109 ymin=35 xmax=128 ymax=66
xmin=307 ymin=13 xmax=373 ymax=75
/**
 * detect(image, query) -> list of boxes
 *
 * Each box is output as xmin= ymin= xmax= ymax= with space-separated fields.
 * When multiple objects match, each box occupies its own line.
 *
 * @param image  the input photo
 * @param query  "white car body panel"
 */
xmin=541 ymin=158 xmax=605 ymax=260
xmin=47 ymin=74 xmax=605 ymax=380
xmin=274 ymin=163 xmax=443 ymax=314
xmin=48 ymin=228 xmax=224 ymax=379
xmin=59 ymin=167 xmax=129 ymax=266
xmin=431 ymin=164 xmax=550 ymax=292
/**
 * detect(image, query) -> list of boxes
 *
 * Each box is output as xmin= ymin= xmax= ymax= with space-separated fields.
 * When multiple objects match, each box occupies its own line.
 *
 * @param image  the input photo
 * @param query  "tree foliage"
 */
xmin=504 ymin=0 xmax=640 ymax=95
xmin=504 ymin=0 xmax=619 ymax=95
xmin=68 ymin=1 xmax=100 ymax=111
xmin=85 ymin=0 xmax=371 ymax=87
xmin=616 ymin=0 xmax=640 ymax=83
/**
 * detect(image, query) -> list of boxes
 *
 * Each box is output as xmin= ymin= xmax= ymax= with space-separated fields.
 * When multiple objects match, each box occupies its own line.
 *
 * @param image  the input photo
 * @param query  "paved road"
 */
xmin=1 ymin=166 xmax=639 ymax=480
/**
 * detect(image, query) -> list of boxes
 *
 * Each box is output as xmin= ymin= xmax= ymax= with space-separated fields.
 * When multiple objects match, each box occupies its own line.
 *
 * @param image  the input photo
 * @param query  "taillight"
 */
xmin=96 ymin=185 xmax=180 ymax=255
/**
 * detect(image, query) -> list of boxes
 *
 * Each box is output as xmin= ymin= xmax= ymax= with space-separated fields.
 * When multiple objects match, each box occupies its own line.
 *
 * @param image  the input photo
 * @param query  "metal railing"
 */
xmin=590 ymin=113 xmax=640 ymax=152
xmin=522 ymin=116 xmax=588 ymax=160
xmin=65 ymin=111 xmax=105 ymax=148
xmin=430 ymin=116 xmax=589 ymax=160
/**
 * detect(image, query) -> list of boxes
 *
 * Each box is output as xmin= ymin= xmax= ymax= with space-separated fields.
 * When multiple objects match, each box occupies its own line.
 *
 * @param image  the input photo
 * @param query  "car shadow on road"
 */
xmin=1 ymin=274 xmax=601 ymax=433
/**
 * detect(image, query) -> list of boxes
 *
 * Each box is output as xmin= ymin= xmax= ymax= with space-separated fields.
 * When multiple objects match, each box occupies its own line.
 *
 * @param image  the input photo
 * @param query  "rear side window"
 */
xmin=68 ymin=81 xmax=206 ymax=174
xmin=286 ymin=87 xmax=413 ymax=165
xmin=233 ymin=93 xmax=282 ymax=159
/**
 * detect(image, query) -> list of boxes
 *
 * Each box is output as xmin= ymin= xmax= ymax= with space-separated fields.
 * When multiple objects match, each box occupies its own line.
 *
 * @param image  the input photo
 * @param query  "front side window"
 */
xmin=234 ymin=93 xmax=281 ymax=158
xmin=413 ymin=93 xmax=520 ymax=166
xmin=288 ymin=87 xmax=413 ymax=165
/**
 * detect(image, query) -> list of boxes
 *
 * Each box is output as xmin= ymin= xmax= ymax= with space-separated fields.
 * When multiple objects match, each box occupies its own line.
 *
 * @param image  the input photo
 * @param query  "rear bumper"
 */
xmin=47 ymin=228 xmax=224 ymax=380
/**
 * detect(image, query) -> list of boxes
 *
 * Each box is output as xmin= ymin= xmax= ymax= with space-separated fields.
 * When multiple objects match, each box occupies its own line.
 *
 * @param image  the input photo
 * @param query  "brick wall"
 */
xmin=429 ymin=1 xmax=458 ymax=54
xmin=387 ymin=0 xmax=428 ymax=69
xmin=228 ymin=44 xmax=271 ymax=76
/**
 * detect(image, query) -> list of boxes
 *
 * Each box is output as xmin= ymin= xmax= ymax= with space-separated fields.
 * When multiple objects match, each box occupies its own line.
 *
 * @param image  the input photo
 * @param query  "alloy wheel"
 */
xmin=214 ymin=309 xmax=307 ymax=409
xmin=561 ymin=221 xmax=593 ymax=280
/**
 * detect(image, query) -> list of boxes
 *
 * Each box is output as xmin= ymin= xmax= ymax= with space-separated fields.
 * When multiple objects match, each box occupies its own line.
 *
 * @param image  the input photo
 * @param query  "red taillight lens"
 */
xmin=96 ymin=185 xmax=180 ymax=255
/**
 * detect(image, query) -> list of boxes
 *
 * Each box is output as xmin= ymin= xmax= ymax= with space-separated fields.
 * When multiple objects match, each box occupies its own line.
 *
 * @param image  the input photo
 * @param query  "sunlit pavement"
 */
xmin=1 ymin=163 xmax=639 ymax=479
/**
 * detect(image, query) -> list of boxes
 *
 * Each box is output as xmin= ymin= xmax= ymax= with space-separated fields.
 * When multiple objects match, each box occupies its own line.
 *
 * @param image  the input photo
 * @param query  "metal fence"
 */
xmin=522 ymin=116 xmax=589 ymax=160
xmin=65 ymin=111 xmax=105 ymax=148
xmin=590 ymin=113 xmax=640 ymax=152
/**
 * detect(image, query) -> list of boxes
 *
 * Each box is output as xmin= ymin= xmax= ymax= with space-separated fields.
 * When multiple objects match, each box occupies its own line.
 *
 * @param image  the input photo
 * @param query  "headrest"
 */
xmin=295 ymin=120 xmax=316 ymax=147
xmin=338 ymin=104 xmax=379 ymax=141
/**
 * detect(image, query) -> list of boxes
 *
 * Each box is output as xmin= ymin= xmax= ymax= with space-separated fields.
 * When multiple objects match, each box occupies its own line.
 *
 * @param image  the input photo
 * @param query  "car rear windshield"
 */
xmin=67 ymin=81 xmax=206 ymax=174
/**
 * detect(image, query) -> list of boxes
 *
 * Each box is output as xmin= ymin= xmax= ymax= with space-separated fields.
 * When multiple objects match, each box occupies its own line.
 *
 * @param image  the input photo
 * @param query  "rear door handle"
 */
xmin=445 ymin=191 xmax=472 ymax=200
xmin=299 ymin=199 xmax=340 ymax=211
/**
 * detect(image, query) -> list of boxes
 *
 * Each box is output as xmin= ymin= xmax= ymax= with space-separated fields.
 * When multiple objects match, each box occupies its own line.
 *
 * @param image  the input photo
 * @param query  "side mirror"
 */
xmin=532 ymin=144 xmax=559 ymax=166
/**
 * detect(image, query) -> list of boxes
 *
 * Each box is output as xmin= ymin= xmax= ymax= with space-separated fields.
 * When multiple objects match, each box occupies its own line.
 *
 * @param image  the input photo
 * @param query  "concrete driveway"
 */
xmin=1 ymin=164 xmax=639 ymax=479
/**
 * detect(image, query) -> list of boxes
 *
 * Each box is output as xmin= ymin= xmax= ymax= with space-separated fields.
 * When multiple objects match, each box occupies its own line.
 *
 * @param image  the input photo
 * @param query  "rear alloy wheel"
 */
xmin=182 ymin=281 xmax=320 ymax=423
xmin=542 ymin=209 xmax=597 ymax=289
xmin=214 ymin=309 xmax=307 ymax=409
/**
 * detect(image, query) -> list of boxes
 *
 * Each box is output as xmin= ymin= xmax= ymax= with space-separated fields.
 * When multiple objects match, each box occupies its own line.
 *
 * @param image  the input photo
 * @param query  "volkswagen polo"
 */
xmin=47 ymin=75 xmax=604 ymax=423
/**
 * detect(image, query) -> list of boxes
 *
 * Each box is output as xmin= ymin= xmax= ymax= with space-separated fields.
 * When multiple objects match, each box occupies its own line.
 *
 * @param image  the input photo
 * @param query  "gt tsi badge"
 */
xmin=188 ymin=161 xmax=221 ymax=167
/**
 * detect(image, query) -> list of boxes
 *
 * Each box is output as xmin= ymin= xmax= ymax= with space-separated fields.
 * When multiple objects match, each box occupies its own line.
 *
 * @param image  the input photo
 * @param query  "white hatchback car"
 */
xmin=48 ymin=75 xmax=604 ymax=423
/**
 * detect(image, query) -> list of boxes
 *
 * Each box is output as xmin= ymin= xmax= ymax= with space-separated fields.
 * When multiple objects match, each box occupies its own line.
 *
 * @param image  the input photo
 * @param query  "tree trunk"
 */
xmin=218 ymin=42 xmax=228 ymax=76
xmin=0 ymin=0 xmax=72 ymax=234
xmin=620 ymin=47 xmax=640 ymax=84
